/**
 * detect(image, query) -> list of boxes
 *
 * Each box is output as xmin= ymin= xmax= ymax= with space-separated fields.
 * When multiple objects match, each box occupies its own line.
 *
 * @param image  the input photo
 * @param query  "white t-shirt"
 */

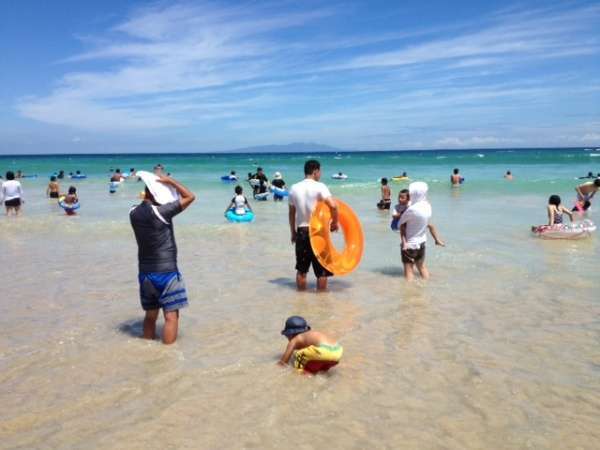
xmin=1 ymin=180 xmax=23 ymax=201
xmin=398 ymin=201 xmax=431 ymax=249
xmin=288 ymin=178 xmax=332 ymax=227
xmin=233 ymin=194 xmax=247 ymax=214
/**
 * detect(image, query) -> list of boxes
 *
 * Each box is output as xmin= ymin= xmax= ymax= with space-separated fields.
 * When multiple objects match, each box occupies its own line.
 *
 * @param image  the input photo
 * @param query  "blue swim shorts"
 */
xmin=138 ymin=272 xmax=189 ymax=312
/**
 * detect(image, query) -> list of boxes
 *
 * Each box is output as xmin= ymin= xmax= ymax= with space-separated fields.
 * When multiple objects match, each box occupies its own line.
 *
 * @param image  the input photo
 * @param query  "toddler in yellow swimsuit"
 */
xmin=278 ymin=316 xmax=343 ymax=374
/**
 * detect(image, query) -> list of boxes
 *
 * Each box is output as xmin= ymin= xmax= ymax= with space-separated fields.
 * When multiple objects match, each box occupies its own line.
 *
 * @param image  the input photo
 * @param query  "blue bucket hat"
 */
xmin=281 ymin=316 xmax=310 ymax=337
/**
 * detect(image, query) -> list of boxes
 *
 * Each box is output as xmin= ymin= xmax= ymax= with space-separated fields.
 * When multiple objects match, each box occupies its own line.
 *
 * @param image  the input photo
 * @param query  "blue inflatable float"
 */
xmin=221 ymin=175 xmax=238 ymax=182
xmin=225 ymin=208 xmax=254 ymax=223
xmin=270 ymin=186 xmax=288 ymax=198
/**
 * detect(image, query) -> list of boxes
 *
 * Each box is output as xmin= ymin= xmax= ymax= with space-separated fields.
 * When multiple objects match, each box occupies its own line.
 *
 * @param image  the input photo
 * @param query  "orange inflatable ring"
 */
xmin=309 ymin=198 xmax=364 ymax=275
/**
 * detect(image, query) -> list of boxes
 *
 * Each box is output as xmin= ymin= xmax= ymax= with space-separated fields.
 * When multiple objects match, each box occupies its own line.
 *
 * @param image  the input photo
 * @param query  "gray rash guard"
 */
xmin=130 ymin=201 xmax=183 ymax=273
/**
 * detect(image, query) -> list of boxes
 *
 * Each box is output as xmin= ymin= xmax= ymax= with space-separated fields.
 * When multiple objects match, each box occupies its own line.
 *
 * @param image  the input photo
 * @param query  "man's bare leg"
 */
xmin=296 ymin=271 xmax=307 ymax=291
xmin=403 ymin=262 xmax=415 ymax=281
xmin=162 ymin=309 xmax=180 ymax=345
xmin=316 ymin=276 xmax=328 ymax=291
xmin=416 ymin=261 xmax=430 ymax=280
xmin=143 ymin=309 xmax=159 ymax=340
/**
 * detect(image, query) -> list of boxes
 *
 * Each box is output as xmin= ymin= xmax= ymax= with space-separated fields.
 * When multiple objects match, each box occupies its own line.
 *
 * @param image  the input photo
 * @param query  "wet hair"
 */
xmin=130 ymin=168 xmax=135 ymax=172
xmin=453 ymin=168 xmax=460 ymax=174
xmin=50 ymin=176 xmax=57 ymax=181
xmin=116 ymin=168 xmax=121 ymax=173
xmin=587 ymin=172 xmax=593 ymax=177
xmin=381 ymin=177 xmax=388 ymax=185
xmin=76 ymin=170 xmax=81 ymax=174
xmin=402 ymin=171 xmax=407 ymax=176
xmin=235 ymin=185 xmax=243 ymax=195
xmin=595 ymin=179 xmax=600 ymax=187
xmin=230 ymin=170 xmax=236 ymax=175
xmin=68 ymin=186 xmax=76 ymax=195
xmin=6 ymin=171 xmax=15 ymax=180
xmin=257 ymin=167 xmax=263 ymax=172
xmin=506 ymin=170 xmax=511 ymax=175
xmin=548 ymin=195 xmax=561 ymax=206
xmin=304 ymin=159 xmax=321 ymax=175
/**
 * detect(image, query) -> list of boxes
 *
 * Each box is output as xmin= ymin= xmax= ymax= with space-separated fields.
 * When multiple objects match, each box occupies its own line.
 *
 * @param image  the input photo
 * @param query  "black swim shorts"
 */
xmin=4 ymin=198 xmax=21 ymax=207
xmin=401 ymin=243 xmax=426 ymax=264
xmin=377 ymin=200 xmax=391 ymax=210
xmin=295 ymin=227 xmax=333 ymax=278
xmin=49 ymin=192 xmax=59 ymax=199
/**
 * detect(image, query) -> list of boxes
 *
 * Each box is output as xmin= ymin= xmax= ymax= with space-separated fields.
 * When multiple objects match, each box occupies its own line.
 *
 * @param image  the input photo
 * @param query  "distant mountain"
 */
xmin=226 ymin=142 xmax=347 ymax=153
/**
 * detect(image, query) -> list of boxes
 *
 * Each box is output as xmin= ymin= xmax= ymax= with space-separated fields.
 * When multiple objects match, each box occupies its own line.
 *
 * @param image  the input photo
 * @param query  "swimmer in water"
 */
xmin=47 ymin=176 xmax=60 ymax=199
xmin=377 ymin=177 xmax=392 ymax=210
xmin=278 ymin=316 xmax=343 ymax=374
xmin=450 ymin=168 xmax=463 ymax=186
xmin=504 ymin=170 xmax=513 ymax=180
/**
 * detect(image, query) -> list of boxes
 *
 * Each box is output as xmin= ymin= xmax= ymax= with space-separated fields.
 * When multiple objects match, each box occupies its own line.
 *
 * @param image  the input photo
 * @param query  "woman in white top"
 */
xmin=2 ymin=171 xmax=24 ymax=215
xmin=225 ymin=185 xmax=252 ymax=215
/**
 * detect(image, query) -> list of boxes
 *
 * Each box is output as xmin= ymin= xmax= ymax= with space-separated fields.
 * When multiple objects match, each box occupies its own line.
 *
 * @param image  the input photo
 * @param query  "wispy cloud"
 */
xmin=15 ymin=1 xmax=600 ymax=149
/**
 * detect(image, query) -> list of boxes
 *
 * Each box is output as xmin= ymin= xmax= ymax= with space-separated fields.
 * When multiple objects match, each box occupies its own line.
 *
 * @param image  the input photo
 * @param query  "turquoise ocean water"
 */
xmin=1 ymin=148 xmax=600 ymax=449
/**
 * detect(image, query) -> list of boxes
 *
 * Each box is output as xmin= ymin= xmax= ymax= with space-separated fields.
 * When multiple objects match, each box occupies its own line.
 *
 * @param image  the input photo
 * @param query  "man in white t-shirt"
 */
xmin=399 ymin=182 xmax=432 ymax=281
xmin=288 ymin=160 xmax=339 ymax=291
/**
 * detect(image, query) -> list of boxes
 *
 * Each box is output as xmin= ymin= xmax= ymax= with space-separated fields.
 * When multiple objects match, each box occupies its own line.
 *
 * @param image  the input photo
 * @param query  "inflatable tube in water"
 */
xmin=248 ymin=178 xmax=261 ymax=187
xmin=331 ymin=174 xmax=348 ymax=180
xmin=309 ymin=198 xmax=364 ymax=275
xmin=270 ymin=186 xmax=288 ymax=197
xmin=392 ymin=176 xmax=409 ymax=182
xmin=225 ymin=208 xmax=254 ymax=223
xmin=58 ymin=195 xmax=80 ymax=214
xmin=21 ymin=174 xmax=38 ymax=179
xmin=70 ymin=174 xmax=87 ymax=179
xmin=531 ymin=220 xmax=596 ymax=240
xmin=254 ymin=192 xmax=269 ymax=201
xmin=221 ymin=175 xmax=238 ymax=181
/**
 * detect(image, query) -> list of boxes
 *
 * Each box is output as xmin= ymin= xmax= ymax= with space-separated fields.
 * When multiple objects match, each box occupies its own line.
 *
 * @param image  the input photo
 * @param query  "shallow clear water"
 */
xmin=1 ymin=149 xmax=599 ymax=449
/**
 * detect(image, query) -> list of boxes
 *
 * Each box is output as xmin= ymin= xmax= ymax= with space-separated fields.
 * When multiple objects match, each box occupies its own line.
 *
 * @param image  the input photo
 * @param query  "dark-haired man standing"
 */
xmin=288 ymin=160 xmax=338 ymax=291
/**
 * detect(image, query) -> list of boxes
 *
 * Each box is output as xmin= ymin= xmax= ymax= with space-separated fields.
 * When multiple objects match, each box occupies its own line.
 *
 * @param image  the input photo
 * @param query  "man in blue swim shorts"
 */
xmin=130 ymin=174 xmax=195 ymax=344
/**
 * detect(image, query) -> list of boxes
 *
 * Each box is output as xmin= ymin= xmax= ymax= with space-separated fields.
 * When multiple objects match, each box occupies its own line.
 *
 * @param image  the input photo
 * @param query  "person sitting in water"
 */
xmin=62 ymin=186 xmax=79 ymax=215
xmin=399 ymin=182 xmax=445 ymax=281
xmin=2 ymin=171 xmax=24 ymax=216
xmin=57 ymin=170 xmax=65 ymax=180
xmin=574 ymin=178 xmax=600 ymax=209
xmin=578 ymin=171 xmax=595 ymax=179
xmin=271 ymin=172 xmax=286 ymax=201
xmin=225 ymin=185 xmax=252 ymax=215
xmin=504 ymin=170 xmax=513 ymax=180
xmin=545 ymin=195 xmax=573 ymax=226
xmin=450 ymin=168 xmax=463 ymax=186
xmin=47 ymin=176 xmax=60 ymax=198
xmin=377 ymin=178 xmax=392 ymax=210
xmin=278 ymin=316 xmax=343 ymax=374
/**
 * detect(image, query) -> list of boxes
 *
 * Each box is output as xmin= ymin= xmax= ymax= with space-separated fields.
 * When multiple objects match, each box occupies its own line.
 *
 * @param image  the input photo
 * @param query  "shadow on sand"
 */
xmin=371 ymin=266 xmax=404 ymax=277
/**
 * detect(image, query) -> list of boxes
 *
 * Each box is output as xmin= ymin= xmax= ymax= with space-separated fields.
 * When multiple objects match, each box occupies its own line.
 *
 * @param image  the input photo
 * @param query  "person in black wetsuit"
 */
xmin=250 ymin=167 xmax=269 ymax=195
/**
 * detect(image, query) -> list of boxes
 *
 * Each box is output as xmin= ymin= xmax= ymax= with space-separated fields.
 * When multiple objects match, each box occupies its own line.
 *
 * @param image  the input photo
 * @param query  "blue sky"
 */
xmin=1 ymin=0 xmax=600 ymax=153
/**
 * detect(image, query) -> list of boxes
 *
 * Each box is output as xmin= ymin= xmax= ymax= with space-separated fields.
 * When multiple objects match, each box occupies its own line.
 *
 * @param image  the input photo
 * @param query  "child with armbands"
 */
xmin=278 ymin=316 xmax=343 ymax=374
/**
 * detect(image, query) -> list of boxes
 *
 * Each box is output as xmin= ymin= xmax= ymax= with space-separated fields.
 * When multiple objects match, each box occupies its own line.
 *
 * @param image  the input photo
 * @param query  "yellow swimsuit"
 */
xmin=294 ymin=343 xmax=343 ymax=373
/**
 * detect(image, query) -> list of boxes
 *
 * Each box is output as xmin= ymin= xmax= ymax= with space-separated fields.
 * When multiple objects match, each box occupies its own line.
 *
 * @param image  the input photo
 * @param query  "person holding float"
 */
xmin=58 ymin=186 xmax=80 ymax=215
xmin=289 ymin=159 xmax=339 ymax=291
xmin=224 ymin=185 xmax=254 ymax=222
xmin=270 ymin=172 xmax=287 ymax=201
xmin=129 ymin=171 xmax=195 ymax=345
xmin=278 ymin=316 xmax=343 ymax=374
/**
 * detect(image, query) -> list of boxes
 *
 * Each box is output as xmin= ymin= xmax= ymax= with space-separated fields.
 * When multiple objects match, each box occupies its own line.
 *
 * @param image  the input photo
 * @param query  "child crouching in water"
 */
xmin=278 ymin=316 xmax=343 ymax=374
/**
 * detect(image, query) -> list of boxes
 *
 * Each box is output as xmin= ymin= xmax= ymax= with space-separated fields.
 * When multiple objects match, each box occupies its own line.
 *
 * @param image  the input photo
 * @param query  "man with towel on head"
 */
xmin=130 ymin=172 xmax=195 ymax=344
